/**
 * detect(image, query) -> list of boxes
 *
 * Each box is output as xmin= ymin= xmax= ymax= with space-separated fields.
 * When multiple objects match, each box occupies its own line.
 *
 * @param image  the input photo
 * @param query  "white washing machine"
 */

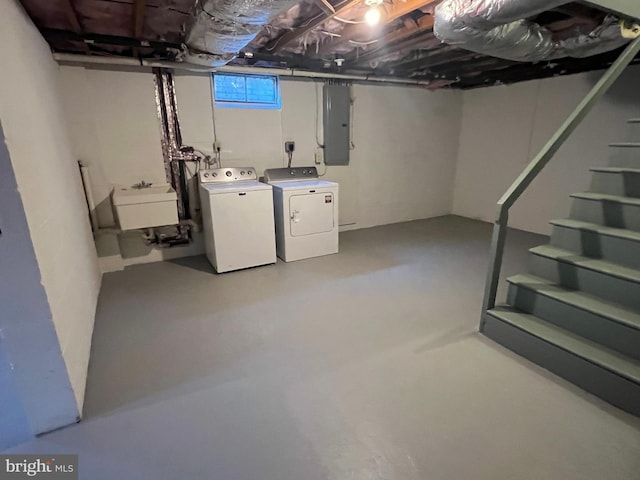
xmin=264 ymin=167 xmax=338 ymax=262
xmin=199 ymin=167 xmax=276 ymax=273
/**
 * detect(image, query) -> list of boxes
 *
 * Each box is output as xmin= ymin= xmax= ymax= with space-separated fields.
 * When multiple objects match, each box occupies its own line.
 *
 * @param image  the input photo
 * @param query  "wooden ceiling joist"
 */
xmin=61 ymin=0 xmax=83 ymax=33
xmin=348 ymin=14 xmax=435 ymax=64
xmin=133 ymin=0 xmax=147 ymax=38
xmin=266 ymin=0 xmax=363 ymax=53
xmin=313 ymin=0 xmax=336 ymax=15
xmin=314 ymin=0 xmax=438 ymax=56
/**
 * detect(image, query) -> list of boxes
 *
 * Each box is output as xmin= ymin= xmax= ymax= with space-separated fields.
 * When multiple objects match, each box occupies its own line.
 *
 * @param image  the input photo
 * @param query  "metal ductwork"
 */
xmin=179 ymin=0 xmax=301 ymax=66
xmin=433 ymin=0 xmax=631 ymax=62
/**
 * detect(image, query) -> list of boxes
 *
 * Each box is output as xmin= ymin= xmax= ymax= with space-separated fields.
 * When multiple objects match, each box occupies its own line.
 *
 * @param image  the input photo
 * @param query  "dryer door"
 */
xmin=289 ymin=192 xmax=335 ymax=237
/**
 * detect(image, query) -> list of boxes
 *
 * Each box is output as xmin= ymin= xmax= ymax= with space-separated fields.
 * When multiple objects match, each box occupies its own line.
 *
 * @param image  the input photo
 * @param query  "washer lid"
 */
xmin=201 ymin=180 xmax=272 ymax=194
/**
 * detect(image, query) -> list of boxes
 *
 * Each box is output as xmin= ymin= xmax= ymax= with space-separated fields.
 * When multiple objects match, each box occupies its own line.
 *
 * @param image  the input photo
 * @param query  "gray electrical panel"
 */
xmin=323 ymin=84 xmax=351 ymax=166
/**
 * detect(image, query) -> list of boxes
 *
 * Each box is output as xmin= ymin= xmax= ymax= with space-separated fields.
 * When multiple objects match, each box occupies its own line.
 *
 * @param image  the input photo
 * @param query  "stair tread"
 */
xmin=487 ymin=306 xmax=640 ymax=384
xmin=570 ymin=191 xmax=640 ymax=206
xmin=550 ymin=218 xmax=640 ymax=242
xmin=530 ymin=244 xmax=640 ymax=283
xmin=610 ymin=142 xmax=640 ymax=147
xmin=590 ymin=166 xmax=640 ymax=174
xmin=507 ymin=273 xmax=640 ymax=331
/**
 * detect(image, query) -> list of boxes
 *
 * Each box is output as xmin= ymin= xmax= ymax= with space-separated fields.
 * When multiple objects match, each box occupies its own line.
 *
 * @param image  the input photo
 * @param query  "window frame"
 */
xmin=212 ymin=73 xmax=282 ymax=110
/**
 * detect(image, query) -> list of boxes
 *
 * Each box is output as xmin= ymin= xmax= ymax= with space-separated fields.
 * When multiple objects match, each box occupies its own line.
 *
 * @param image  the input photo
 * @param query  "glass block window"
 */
xmin=213 ymin=73 xmax=281 ymax=109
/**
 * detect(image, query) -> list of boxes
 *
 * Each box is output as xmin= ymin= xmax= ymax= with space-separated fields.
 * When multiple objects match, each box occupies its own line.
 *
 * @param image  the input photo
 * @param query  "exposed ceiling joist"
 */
xmin=19 ymin=0 xmax=629 ymax=90
xmin=40 ymin=28 xmax=181 ymax=51
xmin=61 ymin=0 xmax=83 ymax=33
xmin=266 ymin=0 xmax=363 ymax=53
xmin=315 ymin=0 xmax=438 ymax=56
xmin=133 ymin=0 xmax=147 ymax=38
xmin=348 ymin=13 xmax=435 ymax=64
xmin=313 ymin=0 xmax=336 ymax=15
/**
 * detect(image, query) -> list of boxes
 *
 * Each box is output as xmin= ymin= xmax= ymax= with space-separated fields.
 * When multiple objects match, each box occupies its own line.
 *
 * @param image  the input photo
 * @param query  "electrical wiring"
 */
xmin=349 ymin=88 xmax=356 ymax=150
xmin=349 ymin=39 xmax=379 ymax=46
xmin=209 ymin=77 xmax=219 ymax=150
xmin=315 ymin=82 xmax=324 ymax=148
xmin=334 ymin=15 xmax=366 ymax=24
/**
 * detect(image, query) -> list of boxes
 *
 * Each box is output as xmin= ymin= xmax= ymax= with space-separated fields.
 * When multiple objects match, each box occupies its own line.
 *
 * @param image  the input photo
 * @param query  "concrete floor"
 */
xmin=5 ymin=216 xmax=640 ymax=479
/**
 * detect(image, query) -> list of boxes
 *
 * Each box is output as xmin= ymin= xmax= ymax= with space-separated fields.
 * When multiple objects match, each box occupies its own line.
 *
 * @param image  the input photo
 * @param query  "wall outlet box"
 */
xmin=314 ymin=150 xmax=323 ymax=165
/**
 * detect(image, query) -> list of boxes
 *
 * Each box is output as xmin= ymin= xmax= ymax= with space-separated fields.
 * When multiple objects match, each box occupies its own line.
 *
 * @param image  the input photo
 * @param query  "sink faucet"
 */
xmin=132 ymin=180 xmax=153 ymax=189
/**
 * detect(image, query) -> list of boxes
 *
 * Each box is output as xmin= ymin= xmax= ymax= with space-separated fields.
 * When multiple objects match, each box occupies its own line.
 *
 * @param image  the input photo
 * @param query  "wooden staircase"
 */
xmin=483 ymin=118 xmax=640 ymax=416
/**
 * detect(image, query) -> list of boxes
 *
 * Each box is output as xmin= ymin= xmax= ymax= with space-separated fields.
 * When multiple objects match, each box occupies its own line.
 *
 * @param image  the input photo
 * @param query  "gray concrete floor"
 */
xmin=5 ymin=215 xmax=640 ymax=479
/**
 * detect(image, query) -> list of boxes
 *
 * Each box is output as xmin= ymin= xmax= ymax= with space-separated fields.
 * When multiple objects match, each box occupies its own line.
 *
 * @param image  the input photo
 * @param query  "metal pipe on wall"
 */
xmin=153 ymin=68 xmax=196 ymax=222
xmin=52 ymin=53 xmax=434 ymax=87
xmin=78 ymin=160 xmax=99 ymax=232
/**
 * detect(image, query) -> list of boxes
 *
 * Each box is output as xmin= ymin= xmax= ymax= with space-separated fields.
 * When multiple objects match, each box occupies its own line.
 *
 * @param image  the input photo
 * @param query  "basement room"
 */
xmin=1 ymin=0 xmax=640 ymax=478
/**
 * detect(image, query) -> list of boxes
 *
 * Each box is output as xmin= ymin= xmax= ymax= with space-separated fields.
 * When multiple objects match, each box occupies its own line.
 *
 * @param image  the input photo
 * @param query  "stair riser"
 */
xmin=507 ymin=284 xmax=640 ymax=360
xmin=590 ymin=171 xmax=640 ymax=198
xmin=482 ymin=314 xmax=640 ymax=417
xmin=550 ymin=225 xmax=640 ymax=269
xmin=570 ymin=197 xmax=640 ymax=232
xmin=529 ymin=253 xmax=640 ymax=310
xmin=609 ymin=147 xmax=640 ymax=168
xmin=625 ymin=122 xmax=640 ymax=140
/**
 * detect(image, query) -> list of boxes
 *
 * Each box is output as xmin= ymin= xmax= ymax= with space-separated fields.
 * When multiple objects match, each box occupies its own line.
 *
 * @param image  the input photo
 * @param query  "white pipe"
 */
xmin=78 ymin=160 xmax=99 ymax=232
xmin=52 ymin=53 xmax=433 ymax=86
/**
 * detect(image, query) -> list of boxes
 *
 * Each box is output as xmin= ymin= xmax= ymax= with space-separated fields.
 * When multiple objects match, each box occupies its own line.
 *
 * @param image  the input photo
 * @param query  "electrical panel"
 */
xmin=323 ymin=84 xmax=351 ymax=166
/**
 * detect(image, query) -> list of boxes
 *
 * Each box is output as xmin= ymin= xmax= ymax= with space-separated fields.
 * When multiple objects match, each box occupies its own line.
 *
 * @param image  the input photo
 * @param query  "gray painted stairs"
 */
xmin=483 ymin=117 xmax=640 ymax=417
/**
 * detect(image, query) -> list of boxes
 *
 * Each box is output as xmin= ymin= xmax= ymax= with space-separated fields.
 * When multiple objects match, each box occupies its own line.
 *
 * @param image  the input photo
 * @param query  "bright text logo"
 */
xmin=0 ymin=455 xmax=77 ymax=480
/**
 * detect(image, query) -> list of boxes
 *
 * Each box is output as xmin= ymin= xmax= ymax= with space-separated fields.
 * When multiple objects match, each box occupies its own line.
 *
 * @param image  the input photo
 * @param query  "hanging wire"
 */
xmin=349 ymin=39 xmax=379 ymax=46
xmin=334 ymin=15 xmax=366 ymax=24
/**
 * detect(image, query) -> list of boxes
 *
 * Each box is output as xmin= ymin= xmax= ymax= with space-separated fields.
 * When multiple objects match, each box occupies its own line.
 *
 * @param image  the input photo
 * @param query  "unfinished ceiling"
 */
xmin=19 ymin=0 xmax=640 ymax=89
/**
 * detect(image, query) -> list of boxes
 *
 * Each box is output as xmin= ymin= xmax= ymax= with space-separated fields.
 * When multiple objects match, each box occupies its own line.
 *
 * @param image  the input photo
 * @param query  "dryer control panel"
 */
xmin=264 ymin=167 xmax=319 ymax=182
xmin=200 ymin=167 xmax=257 ymax=184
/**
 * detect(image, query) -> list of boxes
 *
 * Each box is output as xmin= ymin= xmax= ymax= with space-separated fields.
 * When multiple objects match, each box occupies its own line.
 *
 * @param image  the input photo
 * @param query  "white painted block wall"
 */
xmin=58 ymin=67 xmax=463 ymax=261
xmin=453 ymin=65 xmax=640 ymax=235
xmin=58 ymin=48 xmax=640 ymax=248
xmin=0 ymin=0 xmax=101 ymax=417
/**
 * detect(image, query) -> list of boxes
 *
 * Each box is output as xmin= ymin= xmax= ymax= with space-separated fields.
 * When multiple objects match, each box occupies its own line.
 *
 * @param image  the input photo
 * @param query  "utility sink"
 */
xmin=112 ymin=184 xmax=179 ymax=231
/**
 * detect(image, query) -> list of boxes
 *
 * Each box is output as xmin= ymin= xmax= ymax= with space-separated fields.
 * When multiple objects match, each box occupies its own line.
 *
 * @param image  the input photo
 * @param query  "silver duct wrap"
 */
xmin=433 ymin=0 xmax=629 ymax=62
xmin=182 ymin=0 xmax=300 ymax=66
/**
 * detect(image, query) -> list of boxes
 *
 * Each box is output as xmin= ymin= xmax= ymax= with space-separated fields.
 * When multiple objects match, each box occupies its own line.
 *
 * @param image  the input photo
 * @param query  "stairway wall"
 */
xmin=453 ymin=65 xmax=640 ymax=235
xmin=0 ymin=0 xmax=101 ymax=426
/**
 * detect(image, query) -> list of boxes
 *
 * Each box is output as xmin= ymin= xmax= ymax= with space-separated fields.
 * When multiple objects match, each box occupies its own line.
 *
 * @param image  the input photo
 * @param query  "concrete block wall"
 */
xmin=0 ymin=121 xmax=80 ymax=437
xmin=0 ymin=0 xmax=102 ymax=442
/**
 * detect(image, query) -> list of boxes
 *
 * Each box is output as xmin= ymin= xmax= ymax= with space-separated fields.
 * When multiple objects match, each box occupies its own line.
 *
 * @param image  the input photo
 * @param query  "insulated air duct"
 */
xmin=433 ymin=0 xmax=630 ymax=62
xmin=180 ymin=0 xmax=301 ymax=66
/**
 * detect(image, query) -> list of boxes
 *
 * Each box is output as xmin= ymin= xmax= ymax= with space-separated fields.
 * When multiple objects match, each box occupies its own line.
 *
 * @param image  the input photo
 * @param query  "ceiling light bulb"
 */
xmin=365 ymin=7 xmax=380 ymax=26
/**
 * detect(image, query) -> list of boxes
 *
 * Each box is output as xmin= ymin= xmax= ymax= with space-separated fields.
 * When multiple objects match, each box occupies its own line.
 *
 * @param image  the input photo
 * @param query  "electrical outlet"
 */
xmin=214 ymin=140 xmax=222 ymax=150
xmin=314 ymin=150 xmax=323 ymax=165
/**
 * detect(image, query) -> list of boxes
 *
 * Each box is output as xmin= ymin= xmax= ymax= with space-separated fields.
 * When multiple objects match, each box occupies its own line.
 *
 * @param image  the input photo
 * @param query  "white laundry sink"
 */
xmin=112 ymin=184 xmax=179 ymax=231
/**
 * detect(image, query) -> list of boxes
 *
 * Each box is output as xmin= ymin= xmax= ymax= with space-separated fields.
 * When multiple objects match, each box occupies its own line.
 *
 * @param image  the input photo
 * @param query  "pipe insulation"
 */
xmin=433 ymin=0 xmax=631 ymax=62
xmin=181 ymin=0 xmax=301 ymax=66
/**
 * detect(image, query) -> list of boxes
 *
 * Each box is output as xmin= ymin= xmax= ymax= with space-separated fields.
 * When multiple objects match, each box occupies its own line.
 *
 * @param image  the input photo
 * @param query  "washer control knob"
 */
xmin=290 ymin=170 xmax=295 ymax=175
xmin=212 ymin=172 xmax=217 ymax=177
xmin=226 ymin=170 xmax=232 ymax=177
xmin=240 ymin=171 xmax=245 ymax=175
xmin=204 ymin=173 xmax=209 ymax=178
xmin=248 ymin=170 xmax=253 ymax=175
